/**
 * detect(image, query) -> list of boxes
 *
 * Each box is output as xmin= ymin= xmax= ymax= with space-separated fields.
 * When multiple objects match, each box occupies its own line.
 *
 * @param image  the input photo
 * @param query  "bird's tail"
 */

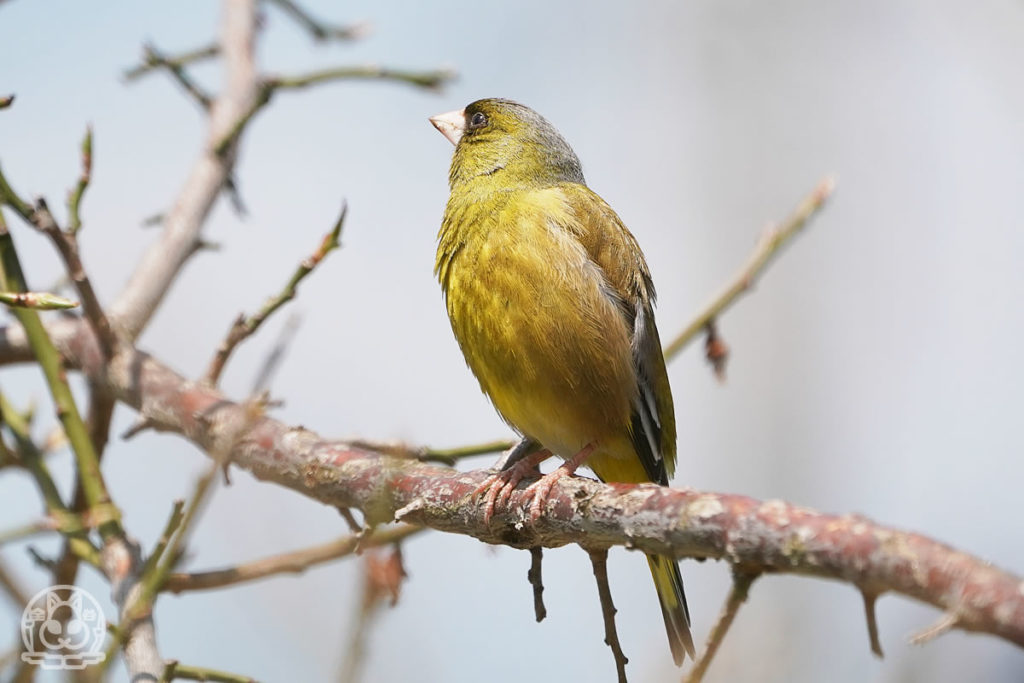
xmin=646 ymin=553 xmax=695 ymax=666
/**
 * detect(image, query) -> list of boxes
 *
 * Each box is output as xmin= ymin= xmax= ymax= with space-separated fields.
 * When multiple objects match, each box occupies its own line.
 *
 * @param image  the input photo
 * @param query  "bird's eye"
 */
xmin=468 ymin=111 xmax=488 ymax=129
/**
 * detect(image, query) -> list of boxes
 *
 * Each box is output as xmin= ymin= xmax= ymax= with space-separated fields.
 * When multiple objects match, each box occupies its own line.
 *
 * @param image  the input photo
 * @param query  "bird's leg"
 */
xmin=522 ymin=442 xmax=597 ymax=522
xmin=492 ymin=436 xmax=540 ymax=472
xmin=474 ymin=447 xmax=552 ymax=524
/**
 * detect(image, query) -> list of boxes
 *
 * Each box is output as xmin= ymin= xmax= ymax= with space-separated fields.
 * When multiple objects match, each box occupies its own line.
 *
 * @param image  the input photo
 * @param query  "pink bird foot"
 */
xmin=522 ymin=442 xmax=596 ymax=522
xmin=474 ymin=449 xmax=551 ymax=524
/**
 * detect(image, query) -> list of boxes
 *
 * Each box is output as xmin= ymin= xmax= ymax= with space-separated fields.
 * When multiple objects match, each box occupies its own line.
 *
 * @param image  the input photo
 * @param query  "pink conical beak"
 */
xmin=429 ymin=108 xmax=466 ymax=146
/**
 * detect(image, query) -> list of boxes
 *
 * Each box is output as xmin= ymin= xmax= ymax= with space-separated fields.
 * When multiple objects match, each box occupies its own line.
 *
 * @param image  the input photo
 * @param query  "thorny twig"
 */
xmin=203 ymin=203 xmax=346 ymax=386
xmin=683 ymin=568 xmax=759 ymax=683
xmin=589 ymin=549 xmax=629 ymax=683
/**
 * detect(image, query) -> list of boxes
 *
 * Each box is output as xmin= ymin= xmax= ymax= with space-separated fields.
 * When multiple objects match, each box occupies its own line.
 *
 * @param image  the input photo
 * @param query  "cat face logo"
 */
xmin=21 ymin=585 xmax=107 ymax=670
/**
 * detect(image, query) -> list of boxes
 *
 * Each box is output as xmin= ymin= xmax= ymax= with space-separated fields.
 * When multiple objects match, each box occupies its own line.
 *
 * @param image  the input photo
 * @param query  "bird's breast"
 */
xmin=436 ymin=188 xmax=636 ymax=457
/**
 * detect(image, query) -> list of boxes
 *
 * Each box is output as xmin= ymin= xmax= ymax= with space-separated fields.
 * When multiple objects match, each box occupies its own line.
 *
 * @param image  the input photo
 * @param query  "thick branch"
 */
xmin=23 ymin=318 xmax=1020 ymax=651
xmin=108 ymin=0 xmax=260 ymax=340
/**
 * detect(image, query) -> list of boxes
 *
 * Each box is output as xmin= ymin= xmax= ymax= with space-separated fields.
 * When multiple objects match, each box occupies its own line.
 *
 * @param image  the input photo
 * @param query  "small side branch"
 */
xmin=684 ymin=568 xmax=759 ymax=683
xmin=163 ymin=524 xmax=420 ymax=594
xmin=212 ymin=66 xmax=455 ymax=156
xmin=861 ymin=588 xmax=885 ymax=657
xmin=124 ymin=43 xmax=220 ymax=81
xmin=589 ymin=549 xmax=629 ymax=683
xmin=268 ymin=65 xmax=456 ymax=92
xmin=528 ymin=547 xmax=547 ymax=622
xmin=265 ymin=0 xmax=368 ymax=42
xmin=129 ymin=43 xmax=213 ymax=109
xmin=160 ymin=660 xmax=257 ymax=683
xmin=663 ymin=176 xmax=836 ymax=361
xmin=203 ymin=203 xmax=346 ymax=386
xmin=0 ymin=290 xmax=78 ymax=309
xmin=67 ymin=125 xmax=92 ymax=235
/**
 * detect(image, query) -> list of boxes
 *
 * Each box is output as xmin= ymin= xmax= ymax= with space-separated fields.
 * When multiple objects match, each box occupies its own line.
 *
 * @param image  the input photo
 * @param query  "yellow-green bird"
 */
xmin=431 ymin=98 xmax=694 ymax=665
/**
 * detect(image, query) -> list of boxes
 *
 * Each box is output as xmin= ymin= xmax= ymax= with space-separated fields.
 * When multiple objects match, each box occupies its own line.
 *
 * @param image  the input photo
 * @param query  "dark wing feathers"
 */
xmin=559 ymin=183 xmax=677 ymax=484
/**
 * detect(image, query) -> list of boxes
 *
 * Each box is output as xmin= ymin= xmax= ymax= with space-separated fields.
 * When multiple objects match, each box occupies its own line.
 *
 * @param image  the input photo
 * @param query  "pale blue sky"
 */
xmin=2 ymin=1 xmax=1023 ymax=681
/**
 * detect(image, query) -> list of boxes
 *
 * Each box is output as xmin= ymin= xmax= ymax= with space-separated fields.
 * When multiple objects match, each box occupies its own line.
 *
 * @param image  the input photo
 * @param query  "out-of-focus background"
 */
xmin=2 ymin=1 xmax=1023 ymax=681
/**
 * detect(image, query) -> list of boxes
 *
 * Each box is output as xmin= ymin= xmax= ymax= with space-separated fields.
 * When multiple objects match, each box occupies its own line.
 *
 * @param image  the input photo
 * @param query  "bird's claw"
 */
xmin=473 ymin=449 xmax=551 ymax=524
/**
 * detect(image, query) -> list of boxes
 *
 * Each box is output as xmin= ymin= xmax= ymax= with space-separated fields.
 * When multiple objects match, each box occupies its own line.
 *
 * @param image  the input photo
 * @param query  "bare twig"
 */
xmin=212 ymin=63 xmax=455 ymax=157
xmin=684 ymin=568 xmax=759 ymax=683
xmin=164 ymin=524 xmax=419 ymax=594
xmin=160 ymin=660 xmax=257 ymax=683
xmin=418 ymin=439 xmax=515 ymax=465
xmin=0 ymin=164 xmax=119 ymax=358
xmin=861 ymin=588 xmax=885 ymax=657
xmin=108 ymin=0 xmax=261 ymax=341
xmin=528 ymin=547 xmax=547 ymax=622
xmin=0 ymin=519 xmax=54 ymax=545
xmin=265 ymin=0 xmax=368 ymax=42
xmin=204 ymin=203 xmax=346 ymax=386
xmin=34 ymin=198 xmax=119 ymax=358
xmin=267 ymin=65 xmax=455 ymax=92
xmin=132 ymin=43 xmax=213 ymax=109
xmin=124 ymin=43 xmax=220 ymax=81
xmin=663 ymin=176 xmax=836 ymax=361
xmin=67 ymin=125 xmax=92 ymax=235
xmin=589 ymin=549 xmax=629 ymax=683
xmin=0 ymin=220 xmax=120 ymax=530
xmin=347 ymin=437 xmax=515 ymax=466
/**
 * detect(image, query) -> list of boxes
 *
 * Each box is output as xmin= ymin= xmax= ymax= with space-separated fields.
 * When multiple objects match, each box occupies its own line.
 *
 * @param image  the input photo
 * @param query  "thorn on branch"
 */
xmin=121 ymin=416 xmax=158 ymax=440
xmin=338 ymin=507 xmax=364 ymax=535
xmin=860 ymin=588 xmax=885 ymax=658
xmin=588 ymin=548 xmax=629 ymax=683
xmin=685 ymin=567 xmax=759 ymax=683
xmin=528 ymin=547 xmax=547 ymax=622
xmin=394 ymin=499 xmax=426 ymax=523
xmin=141 ymin=212 xmax=164 ymax=228
xmin=223 ymin=174 xmax=248 ymax=217
xmin=909 ymin=612 xmax=959 ymax=646
xmin=703 ymin=320 xmax=729 ymax=381
xmin=27 ymin=546 xmax=58 ymax=571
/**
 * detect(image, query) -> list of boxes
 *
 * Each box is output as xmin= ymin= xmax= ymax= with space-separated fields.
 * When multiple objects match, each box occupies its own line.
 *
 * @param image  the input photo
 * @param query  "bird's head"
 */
xmin=430 ymin=98 xmax=585 ymax=190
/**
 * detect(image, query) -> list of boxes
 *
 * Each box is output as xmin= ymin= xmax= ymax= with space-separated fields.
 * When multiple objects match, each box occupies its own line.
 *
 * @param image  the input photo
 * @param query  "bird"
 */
xmin=430 ymin=98 xmax=694 ymax=665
